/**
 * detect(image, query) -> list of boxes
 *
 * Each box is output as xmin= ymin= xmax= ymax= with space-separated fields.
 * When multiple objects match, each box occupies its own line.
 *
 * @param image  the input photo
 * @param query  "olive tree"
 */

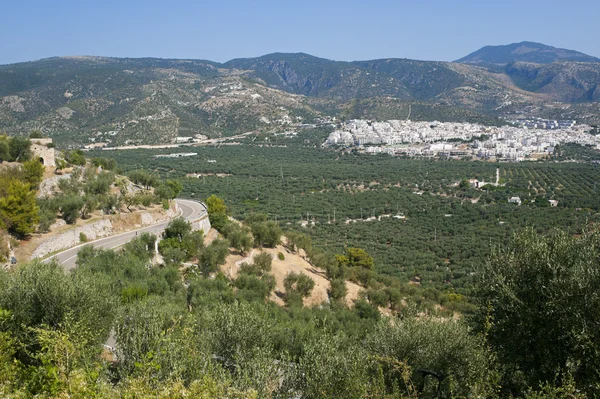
xmin=366 ymin=316 xmax=497 ymax=398
xmin=0 ymin=261 xmax=115 ymax=365
xmin=473 ymin=227 xmax=600 ymax=396
xmin=283 ymin=272 xmax=315 ymax=307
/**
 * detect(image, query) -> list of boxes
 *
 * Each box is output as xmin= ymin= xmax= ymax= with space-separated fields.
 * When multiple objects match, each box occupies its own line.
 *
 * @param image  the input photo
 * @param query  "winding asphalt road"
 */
xmin=43 ymin=198 xmax=207 ymax=270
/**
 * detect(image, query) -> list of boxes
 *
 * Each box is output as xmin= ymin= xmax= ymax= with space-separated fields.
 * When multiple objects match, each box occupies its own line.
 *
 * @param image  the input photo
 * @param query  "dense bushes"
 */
xmin=0 ymin=261 xmax=115 ymax=368
xmin=243 ymin=213 xmax=282 ymax=248
xmin=221 ymin=222 xmax=253 ymax=254
xmin=0 ymin=179 xmax=39 ymax=237
xmin=198 ymin=239 xmax=230 ymax=275
xmin=35 ymin=164 xmax=175 ymax=229
xmin=3 ymin=226 xmax=598 ymax=397
xmin=0 ymin=154 xmax=44 ymax=236
xmin=473 ymin=227 xmax=600 ymax=397
xmin=234 ymin=252 xmax=276 ymax=302
xmin=0 ymin=135 xmax=31 ymax=162
xmin=366 ymin=317 xmax=497 ymax=398
xmin=328 ymin=278 xmax=347 ymax=302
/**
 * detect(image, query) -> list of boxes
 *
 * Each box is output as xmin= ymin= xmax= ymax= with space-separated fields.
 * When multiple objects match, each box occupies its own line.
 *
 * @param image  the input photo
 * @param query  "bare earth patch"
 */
xmin=220 ymin=244 xmax=362 ymax=308
xmin=203 ymin=228 xmax=219 ymax=246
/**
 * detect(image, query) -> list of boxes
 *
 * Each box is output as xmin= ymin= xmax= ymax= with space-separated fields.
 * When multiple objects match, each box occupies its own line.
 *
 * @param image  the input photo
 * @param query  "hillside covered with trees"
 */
xmin=1 ymin=209 xmax=599 ymax=397
xmin=2 ymin=129 xmax=600 ymax=397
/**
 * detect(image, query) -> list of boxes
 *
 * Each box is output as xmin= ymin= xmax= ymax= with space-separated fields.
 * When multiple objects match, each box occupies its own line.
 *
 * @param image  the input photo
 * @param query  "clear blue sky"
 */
xmin=1 ymin=0 xmax=598 ymax=65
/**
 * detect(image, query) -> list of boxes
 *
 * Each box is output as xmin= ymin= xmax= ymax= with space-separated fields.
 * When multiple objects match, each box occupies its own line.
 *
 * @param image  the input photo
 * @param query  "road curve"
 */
xmin=43 ymin=199 xmax=207 ymax=271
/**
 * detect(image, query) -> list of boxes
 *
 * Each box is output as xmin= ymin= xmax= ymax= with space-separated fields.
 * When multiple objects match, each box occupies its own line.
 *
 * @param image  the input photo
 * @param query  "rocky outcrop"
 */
xmin=56 ymin=107 xmax=75 ymax=119
xmin=140 ymin=212 xmax=155 ymax=225
xmin=1 ymin=96 xmax=25 ymax=112
xmin=38 ymin=174 xmax=70 ymax=197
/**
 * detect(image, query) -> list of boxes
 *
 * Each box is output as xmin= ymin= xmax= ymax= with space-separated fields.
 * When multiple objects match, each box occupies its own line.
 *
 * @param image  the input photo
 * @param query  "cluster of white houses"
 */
xmin=508 ymin=196 xmax=559 ymax=207
xmin=325 ymin=120 xmax=598 ymax=161
xmin=512 ymin=118 xmax=577 ymax=130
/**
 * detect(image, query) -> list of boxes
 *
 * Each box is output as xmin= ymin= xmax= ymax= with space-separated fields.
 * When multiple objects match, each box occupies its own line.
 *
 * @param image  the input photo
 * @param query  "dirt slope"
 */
xmin=221 ymin=244 xmax=362 ymax=307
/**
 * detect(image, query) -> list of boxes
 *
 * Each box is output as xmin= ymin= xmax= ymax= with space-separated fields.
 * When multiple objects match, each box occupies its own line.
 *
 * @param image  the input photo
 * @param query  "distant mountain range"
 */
xmin=0 ymin=42 xmax=599 ymax=146
xmin=456 ymin=41 xmax=600 ymax=65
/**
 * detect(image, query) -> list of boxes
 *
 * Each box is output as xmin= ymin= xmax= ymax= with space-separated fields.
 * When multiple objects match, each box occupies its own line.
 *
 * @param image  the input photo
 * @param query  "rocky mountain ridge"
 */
xmin=1 ymin=44 xmax=599 ymax=146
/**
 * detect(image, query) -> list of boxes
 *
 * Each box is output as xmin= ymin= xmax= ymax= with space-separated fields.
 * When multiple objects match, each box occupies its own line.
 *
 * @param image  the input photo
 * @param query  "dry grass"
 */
xmin=111 ymin=212 xmax=143 ymax=231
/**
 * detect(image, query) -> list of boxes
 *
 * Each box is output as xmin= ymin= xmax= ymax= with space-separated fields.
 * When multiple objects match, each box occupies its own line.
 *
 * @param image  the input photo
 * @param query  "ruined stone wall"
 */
xmin=31 ymin=138 xmax=56 ymax=167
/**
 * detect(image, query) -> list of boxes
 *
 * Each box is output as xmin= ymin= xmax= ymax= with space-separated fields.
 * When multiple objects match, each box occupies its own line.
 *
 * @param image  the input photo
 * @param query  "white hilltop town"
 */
xmin=324 ymin=119 xmax=598 ymax=161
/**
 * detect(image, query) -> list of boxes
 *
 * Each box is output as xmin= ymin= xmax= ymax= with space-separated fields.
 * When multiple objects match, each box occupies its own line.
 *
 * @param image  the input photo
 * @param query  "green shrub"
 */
xmin=253 ymin=252 xmax=273 ymax=273
xmin=59 ymin=195 xmax=83 ymax=224
xmin=120 ymin=284 xmax=148 ymax=303
xmin=328 ymin=279 xmax=347 ymax=302
xmin=283 ymin=272 xmax=315 ymax=307
xmin=37 ymin=208 xmax=56 ymax=233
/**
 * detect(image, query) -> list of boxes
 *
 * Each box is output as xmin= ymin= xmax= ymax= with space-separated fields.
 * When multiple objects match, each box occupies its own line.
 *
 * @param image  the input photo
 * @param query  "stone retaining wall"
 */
xmin=32 ymin=219 xmax=113 ymax=259
xmin=32 ymin=207 xmax=177 ymax=260
xmin=190 ymin=210 xmax=211 ymax=235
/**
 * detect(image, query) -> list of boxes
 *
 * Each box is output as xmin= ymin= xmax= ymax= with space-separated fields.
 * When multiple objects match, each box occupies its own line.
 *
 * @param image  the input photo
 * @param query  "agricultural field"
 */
xmin=92 ymin=129 xmax=600 ymax=293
